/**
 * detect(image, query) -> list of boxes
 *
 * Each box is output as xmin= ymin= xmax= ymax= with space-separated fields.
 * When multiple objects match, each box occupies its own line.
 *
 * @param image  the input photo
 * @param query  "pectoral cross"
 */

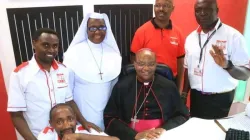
xmin=131 ymin=115 xmax=139 ymax=129
xmin=99 ymin=72 xmax=103 ymax=80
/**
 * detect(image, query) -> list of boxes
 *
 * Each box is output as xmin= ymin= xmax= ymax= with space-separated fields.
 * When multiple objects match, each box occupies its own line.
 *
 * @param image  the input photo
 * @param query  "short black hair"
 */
xmin=32 ymin=28 xmax=59 ymax=41
xmin=49 ymin=103 xmax=74 ymax=120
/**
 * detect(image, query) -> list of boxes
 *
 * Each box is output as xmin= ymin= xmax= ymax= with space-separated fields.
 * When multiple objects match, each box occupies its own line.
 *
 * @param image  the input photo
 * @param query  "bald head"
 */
xmin=134 ymin=49 xmax=156 ymax=82
xmin=135 ymin=49 xmax=156 ymax=62
xmin=49 ymin=103 xmax=74 ymax=120
xmin=195 ymin=0 xmax=217 ymax=7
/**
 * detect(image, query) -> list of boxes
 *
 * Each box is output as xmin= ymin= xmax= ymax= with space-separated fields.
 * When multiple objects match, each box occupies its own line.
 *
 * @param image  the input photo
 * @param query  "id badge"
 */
xmin=194 ymin=66 xmax=202 ymax=76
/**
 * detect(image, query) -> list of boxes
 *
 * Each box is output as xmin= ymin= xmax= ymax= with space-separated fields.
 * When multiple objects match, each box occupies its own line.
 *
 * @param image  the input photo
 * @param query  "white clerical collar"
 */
xmin=144 ymin=82 xmax=149 ymax=85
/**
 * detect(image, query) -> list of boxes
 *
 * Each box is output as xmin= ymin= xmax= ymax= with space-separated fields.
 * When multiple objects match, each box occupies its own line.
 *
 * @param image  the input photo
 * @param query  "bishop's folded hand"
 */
xmin=135 ymin=128 xmax=163 ymax=140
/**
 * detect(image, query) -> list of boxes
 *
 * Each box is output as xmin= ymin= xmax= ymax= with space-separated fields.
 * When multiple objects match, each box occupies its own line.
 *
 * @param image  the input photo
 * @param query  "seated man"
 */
xmin=104 ymin=49 xmax=189 ymax=140
xmin=38 ymin=103 xmax=119 ymax=140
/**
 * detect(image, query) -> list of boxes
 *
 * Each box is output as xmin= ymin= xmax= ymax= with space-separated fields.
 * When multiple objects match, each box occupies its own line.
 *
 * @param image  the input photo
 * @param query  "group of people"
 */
xmin=7 ymin=0 xmax=250 ymax=140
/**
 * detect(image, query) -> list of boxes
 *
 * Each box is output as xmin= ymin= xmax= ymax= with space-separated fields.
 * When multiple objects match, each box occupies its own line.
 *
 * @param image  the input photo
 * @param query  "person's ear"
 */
xmin=172 ymin=5 xmax=175 ymax=11
xmin=32 ymin=40 xmax=36 ymax=50
xmin=133 ymin=58 xmax=137 ymax=67
xmin=49 ymin=120 xmax=52 ymax=126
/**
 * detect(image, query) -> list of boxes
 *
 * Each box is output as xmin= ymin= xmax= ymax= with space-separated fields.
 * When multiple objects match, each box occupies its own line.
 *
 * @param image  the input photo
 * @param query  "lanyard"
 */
xmin=198 ymin=23 xmax=222 ymax=67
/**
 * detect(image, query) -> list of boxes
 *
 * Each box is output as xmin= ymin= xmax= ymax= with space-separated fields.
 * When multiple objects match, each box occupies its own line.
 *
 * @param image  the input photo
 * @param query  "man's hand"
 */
xmin=10 ymin=112 xmax=37 ymax=140
xmin=209 ymin=45 xmax=227 ymax=68
xmin=62 ymin=133 xmax=120 ymax=140
xmin=81 ymin=121 xmax=102 ymax=133
xmin=109 ymin=136 xmax=120 ymax=140
xmin=135 ymin=128 xmax=163 ymax=140
xmin=62 ymin=133 xmax=80 ymax=140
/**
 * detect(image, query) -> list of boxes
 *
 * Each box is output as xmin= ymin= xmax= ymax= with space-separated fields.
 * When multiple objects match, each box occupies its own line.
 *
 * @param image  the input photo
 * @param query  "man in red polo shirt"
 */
xmin=130 ymin=0 xmax=185 ymax=92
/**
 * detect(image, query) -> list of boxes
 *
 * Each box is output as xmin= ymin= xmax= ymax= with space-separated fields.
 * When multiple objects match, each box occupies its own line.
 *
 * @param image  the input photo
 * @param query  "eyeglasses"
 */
xmin=88 ymin=26 xmax=107 ymax=32
xmin=135 ymin=61 xmax=156 ymax=67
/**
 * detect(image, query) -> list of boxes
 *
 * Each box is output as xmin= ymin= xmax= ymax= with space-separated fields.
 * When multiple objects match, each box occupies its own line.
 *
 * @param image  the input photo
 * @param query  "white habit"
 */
xmin=63 ymin=13 xmax=122 ymax=130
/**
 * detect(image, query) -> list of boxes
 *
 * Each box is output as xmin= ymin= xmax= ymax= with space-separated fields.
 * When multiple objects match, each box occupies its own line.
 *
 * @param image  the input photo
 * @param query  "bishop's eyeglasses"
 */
xmin=135 ymin=61 xmax=156 ymax=68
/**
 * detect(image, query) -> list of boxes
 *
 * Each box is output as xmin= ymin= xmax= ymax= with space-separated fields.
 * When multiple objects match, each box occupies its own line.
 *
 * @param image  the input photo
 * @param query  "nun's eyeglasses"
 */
xmin=88 ymin=26 xmax=107 ymax=32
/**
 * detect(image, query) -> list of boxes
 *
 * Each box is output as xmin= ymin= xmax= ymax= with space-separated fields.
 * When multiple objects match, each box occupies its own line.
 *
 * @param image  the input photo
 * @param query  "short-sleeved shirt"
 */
xmin=184 ymin=19 xmax=250 ymax=92
xmin=7 ymin=56 xmax=73 ymax=137
xmin=38 ymin=125 xmax=108 ymax=140
xmin=131 ymin=18 xmax=185 ymax=76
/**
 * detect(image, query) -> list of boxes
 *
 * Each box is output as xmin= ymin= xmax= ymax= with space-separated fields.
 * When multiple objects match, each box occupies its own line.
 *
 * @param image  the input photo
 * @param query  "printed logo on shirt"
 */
xmin=57 ymin=73 xmax=66 ymax=84
xmin=216 ymin=40 xmax=227 ymax=50
xmin=56 ymin=73 xmax=68 ymax=88
xmin=170 ymin=37 xmax=179 ymax=46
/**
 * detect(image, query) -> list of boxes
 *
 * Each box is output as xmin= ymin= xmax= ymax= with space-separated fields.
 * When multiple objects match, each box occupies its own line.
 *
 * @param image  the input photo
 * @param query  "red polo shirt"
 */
xmin=131 ymin=19 xmax=185 ymax=76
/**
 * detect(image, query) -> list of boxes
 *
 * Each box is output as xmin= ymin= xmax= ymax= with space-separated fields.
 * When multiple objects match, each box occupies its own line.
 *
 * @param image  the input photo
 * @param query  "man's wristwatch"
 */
xmin=223 ymin=60 xmax=234 ymax=70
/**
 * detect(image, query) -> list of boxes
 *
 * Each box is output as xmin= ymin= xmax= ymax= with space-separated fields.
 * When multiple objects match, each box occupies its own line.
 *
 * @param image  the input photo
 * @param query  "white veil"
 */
xmin=63 ymin=12 xmax=122 ymax=83
xmin=68 ymin=12 xmax=120 ymax=53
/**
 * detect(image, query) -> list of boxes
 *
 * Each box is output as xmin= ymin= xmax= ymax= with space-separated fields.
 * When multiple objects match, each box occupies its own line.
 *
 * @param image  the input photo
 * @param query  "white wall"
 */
xmin=0 ymin=0 xmax=154 ymax=92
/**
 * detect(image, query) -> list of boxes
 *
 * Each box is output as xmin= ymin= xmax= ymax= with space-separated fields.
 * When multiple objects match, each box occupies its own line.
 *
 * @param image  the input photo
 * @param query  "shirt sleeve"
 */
xmin=130 ymin=29 xmax=144 ymax=53
xmin=68 ymin=68 xmax=75 ymax=95
xmin=104 ymin=83 xmax=137 ymax=139
xmin=65 ymin=69 xmax=73 ymax=102
xmin=183 ymin=40 xmax=188 ymax=68
xmin=78 ymin=127 xmax=109 ymax=136
xmin=7 ymin=72 xmax=27 ymax=112
xmin=177 ymin=30 xmax=185 ymax=58
xmin=161 ymin=82 xmax=189 ymax=130
xmin=37 ymin=127 xmax=56 ymax=140
xmin=230 ymin=35 xmax=250 ymax=68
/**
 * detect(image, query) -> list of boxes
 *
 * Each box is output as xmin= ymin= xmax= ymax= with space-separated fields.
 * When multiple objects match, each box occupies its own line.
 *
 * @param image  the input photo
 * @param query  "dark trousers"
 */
xmin=190 ymin=89 xmax=235 ymax=119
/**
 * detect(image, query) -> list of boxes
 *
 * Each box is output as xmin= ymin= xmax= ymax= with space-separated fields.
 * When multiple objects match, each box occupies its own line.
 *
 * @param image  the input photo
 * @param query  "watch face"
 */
xmin=224 ymin=60 xmax=233 ymax=70
xmin=228 ymin=60 xmax=233 ymax=68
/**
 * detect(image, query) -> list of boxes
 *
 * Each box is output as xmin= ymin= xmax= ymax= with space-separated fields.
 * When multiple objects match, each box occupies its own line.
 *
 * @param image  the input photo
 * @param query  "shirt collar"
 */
xmin=151 ymin=18 xmax=173 ymax=29
xmin=29 ymin=55 xmax=59 ymax=74
xmin=197 ymin=18 xmax=222 ymax=33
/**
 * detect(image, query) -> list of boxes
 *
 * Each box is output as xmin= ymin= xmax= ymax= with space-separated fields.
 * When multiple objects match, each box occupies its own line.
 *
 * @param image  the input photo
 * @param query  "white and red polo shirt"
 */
xmin=37 ymin=125 xmax=108 ymax=140
xmin=7 ymin=56 xmax=73 ymax=137
xmin=184 ymin=19 xmax=250 ymax=93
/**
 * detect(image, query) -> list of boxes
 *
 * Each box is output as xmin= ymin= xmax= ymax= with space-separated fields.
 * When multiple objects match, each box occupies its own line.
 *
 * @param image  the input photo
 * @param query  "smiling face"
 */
xmin=49 ymin=105 xmax=76 ymax=139
xmin=194 ymin=0 xmax=218 ymax=29
xmin=134 ymin=49 xmax=157 ymax=82
xmin=154 ymin=0 xmax=174 ymax=22
xmin=32 ymin=32 xmax=59 ymax=65
xmin=87 ymin=18 xmax=107 ymax=44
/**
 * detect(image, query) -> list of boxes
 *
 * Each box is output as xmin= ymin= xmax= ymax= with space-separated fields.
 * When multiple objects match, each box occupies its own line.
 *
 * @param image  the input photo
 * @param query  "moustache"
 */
xmin=59 ymin=128 xmax=74 ymax=136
